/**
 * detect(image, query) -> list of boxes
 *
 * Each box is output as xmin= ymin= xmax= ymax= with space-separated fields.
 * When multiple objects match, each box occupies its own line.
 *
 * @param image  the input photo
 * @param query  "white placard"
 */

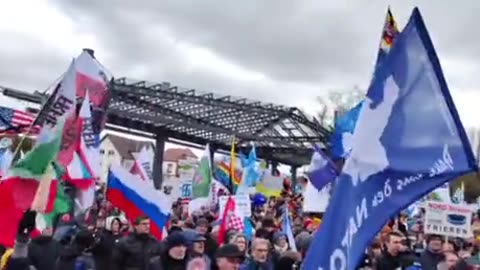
xmin=303 ymin=182 xmax=330 ymax=213
xmin=219 ymin=194 xmax=251 ymax=218
xmin=424 ymin=201 xmax=473 ymax=238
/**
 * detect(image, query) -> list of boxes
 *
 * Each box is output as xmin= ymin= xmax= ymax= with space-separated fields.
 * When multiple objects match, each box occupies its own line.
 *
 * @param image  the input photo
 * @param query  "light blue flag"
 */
xmin=243 ymin=217 xmax=254 ymax=241
xmin=282 ymin=206 xmax=297 ymax=252
xmin=239 ymin=144 xmax=259 ymax=187
xmin=303 ymin=8 xmax=478 ymax=270
xmin=331 ymin=102 xmax=363 ymax=159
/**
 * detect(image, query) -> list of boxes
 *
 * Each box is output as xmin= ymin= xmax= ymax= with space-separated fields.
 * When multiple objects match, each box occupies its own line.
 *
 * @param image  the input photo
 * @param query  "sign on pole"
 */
xmin=219 ymin=194 xmax=251 ymax=218
xmin=424 ymin=201 xmax=473 ymax=238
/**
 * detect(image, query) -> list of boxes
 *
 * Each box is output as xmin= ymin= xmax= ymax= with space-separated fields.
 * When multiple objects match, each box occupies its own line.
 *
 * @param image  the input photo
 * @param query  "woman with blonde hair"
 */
xmin=229 ymin=233 xmax=249 ymax=262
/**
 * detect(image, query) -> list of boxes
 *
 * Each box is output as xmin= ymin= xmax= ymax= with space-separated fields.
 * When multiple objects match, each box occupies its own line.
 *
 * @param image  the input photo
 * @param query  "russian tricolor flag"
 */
xmin=106 ymin=164 xmax=171 ymax=239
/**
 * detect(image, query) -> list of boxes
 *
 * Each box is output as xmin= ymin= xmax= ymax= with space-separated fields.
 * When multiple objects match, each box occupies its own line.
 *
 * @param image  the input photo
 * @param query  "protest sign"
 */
xmin=424 ymin=201 xmax=473 ymax=238
xmin=219 ymin=194 xmax=251 ymax=218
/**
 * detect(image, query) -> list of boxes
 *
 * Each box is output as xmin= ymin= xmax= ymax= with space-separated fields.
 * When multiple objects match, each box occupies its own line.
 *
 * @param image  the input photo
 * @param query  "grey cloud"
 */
xmin=0 ymin=32 xmax=70 ymax=91
xmin=0 ymin=0 xmax=470 ymax=114
xmin=48 ymin=0 xmax=381 ymax=85
xmin=49 ymin=0 xmax=479 ymax=96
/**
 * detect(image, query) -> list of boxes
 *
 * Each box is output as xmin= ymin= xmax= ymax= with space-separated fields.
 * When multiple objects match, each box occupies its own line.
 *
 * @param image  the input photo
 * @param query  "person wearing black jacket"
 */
xmin=111 ymin=216 xmax=162 ymax=270
xmin=54 ymin=228 xmax=96 ymax=270
xmin=91 ymin=217 xmax=123 ymax=270
xmin=376 ymin=231 xmax=418 ymax=270
xmin=419 ymin=234 xmax=445 ymax=269
xmin=3 ymin=210 xmax=37 ymax=270
xmin=195 ymin=218 xmax=218 ymax=260
xmin=28 ymin=227 xmax=61 ymax=270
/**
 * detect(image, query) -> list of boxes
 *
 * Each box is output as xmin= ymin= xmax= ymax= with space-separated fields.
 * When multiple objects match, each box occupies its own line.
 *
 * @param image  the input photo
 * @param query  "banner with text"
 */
xmin=424 ymin=201 xmax=473 ymax=238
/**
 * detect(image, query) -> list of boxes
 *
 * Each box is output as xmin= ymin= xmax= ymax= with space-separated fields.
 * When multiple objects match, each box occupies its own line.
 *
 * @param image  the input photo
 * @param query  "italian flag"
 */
xmin=0 ymin=123 xmax=63 ymax=247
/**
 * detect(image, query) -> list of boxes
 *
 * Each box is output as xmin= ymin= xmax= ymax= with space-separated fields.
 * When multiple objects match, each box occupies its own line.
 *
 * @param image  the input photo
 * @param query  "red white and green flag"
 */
xmin=0 ymin=122 xmax=63 ymax=247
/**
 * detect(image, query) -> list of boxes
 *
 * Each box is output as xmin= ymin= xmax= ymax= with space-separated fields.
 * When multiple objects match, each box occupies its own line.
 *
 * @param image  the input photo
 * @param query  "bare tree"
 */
xmin=316 ymin=86 xmax=364 ymax=125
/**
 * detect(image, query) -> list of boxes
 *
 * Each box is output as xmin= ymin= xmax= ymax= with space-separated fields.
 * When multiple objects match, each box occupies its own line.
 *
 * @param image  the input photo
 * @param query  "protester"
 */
xmin=376 ymin=231 xmax=418 ymax=269
xmin=148 ymin=232 xmax=188 ymax=270
xmin=1 ymin=210 xmax=37 ymax=270
xmin=27 ymin=226 xmax=61 ymax=270
xmin=229 ymin=234 xmax=249 ymax=261
xmin=215 ymin=244 xmax=245 ymax=270
xmin=111 ymin=216 xmax=162 ymax=270
xmin=420 ymin=234 xmax=445 ymax=269
xmin=241 ymin=238 xmax=273 ymax=270
xmin=4 ymin=163 xmax=480 ymax=270
xmin=91 ymin=216 xmax=123 ymax=270
xmin=195 ymin=218 xmax=218 ymax=260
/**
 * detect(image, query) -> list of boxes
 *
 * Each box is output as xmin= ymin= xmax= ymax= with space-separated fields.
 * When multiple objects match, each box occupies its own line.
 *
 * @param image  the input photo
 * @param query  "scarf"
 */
xmin=274 ymin=244 xmax=288 ymax=253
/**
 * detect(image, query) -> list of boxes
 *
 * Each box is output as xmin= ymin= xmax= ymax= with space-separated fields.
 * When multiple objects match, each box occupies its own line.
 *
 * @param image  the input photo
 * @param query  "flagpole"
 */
xmin=12 ymin=81 xmax=61 ymax=161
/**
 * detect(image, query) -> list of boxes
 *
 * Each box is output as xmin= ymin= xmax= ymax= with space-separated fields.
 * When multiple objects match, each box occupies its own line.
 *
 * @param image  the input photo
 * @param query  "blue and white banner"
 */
xmin=307 ymin=145 xmax=339 ymax=190
xmin=303 ymin=8 xmax=478 ymax=270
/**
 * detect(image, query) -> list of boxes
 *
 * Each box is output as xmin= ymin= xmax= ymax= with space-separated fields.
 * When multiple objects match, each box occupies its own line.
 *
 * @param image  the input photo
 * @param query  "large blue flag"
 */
xmin=303 ymin=8 xmax=477 ymax=270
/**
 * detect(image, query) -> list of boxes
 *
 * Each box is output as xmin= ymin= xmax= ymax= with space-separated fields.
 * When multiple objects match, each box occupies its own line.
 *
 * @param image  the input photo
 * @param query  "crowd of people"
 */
xmin=1 ymin=181 xmax=480 ymax=270
xmin=357 ymin=210 xmax=480 ymax=270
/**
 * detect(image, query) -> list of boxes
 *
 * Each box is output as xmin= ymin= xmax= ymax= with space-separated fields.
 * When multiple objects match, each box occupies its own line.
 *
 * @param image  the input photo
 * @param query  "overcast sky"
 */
xmin=0 ymin=0 xmax=478 ymax=133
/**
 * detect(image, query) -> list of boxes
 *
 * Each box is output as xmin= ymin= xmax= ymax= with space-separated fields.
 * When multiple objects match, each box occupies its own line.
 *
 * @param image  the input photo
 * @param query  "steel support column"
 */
xmin=209 ymin=144 xmax=216 ymax=165
xmin=290 ymin=165 xmax=298 ymax=192
xmin=271 ymin=161 xmax=278 ymax=175
xmin=152 ymin=132 xmax=167 ymax=189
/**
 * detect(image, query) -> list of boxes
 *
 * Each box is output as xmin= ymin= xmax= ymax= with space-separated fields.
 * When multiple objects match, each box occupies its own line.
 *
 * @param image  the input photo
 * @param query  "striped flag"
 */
xmin=375 ymin=7 xmax=400 ymax=68
xmin=0 ymin=106 xmax=40 ymax=134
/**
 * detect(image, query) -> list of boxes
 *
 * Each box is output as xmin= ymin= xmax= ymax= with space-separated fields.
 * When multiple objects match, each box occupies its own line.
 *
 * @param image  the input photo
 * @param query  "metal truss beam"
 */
xmin=1 ymin=78 xmax=331 ymax=166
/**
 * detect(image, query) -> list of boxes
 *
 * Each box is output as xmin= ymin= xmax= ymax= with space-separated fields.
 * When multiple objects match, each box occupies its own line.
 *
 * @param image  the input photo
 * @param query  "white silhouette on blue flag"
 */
xmin=302 ymin=8 xmax=478 ymax=270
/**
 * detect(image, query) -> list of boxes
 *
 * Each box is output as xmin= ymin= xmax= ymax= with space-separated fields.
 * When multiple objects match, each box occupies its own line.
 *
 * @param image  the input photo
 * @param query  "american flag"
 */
xmin=0 ymin=106 xmax=40 ymax=134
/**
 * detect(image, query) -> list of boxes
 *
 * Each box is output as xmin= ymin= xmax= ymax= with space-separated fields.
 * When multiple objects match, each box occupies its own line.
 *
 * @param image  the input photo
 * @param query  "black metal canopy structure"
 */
xmin=1 ymin=78 xmax=331 ymax=166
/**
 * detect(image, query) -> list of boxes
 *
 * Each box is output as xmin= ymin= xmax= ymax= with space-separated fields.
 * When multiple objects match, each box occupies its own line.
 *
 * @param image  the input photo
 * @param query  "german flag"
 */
xmin=373 ymin=7 xmax=401 ymax=73
xmin=379 ymin=8 xmax=400 ymax=53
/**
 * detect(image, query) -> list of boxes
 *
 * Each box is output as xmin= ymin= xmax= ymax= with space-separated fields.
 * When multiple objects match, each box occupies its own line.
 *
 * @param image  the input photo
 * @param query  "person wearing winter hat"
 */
xmin=270 ymin=232 xmax=288 ymax=265
xmin=215 ymin=244 xmax=245 ymax=270
xmin=148 ymin=232 xmax=188 ymax=270
xmin=272 ymin=232 xmax=289 ymax=253
xmin=186 ymin=232 xmax=211 ymax=270
xmin=195 ymin=217 xmax=218 ymax=260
